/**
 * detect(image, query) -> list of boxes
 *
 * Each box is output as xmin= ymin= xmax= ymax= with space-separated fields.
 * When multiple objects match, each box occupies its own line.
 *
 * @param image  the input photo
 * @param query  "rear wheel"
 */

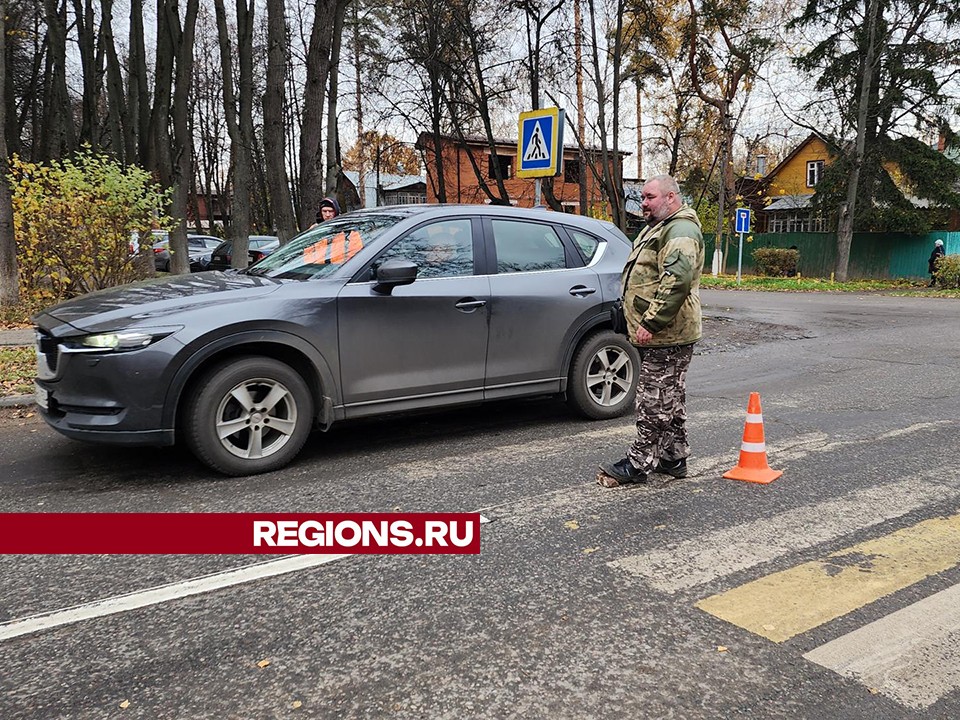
xmin=567 ymin=330 xmax=639 ymax=419
xmin=184 ymin=356 xmax=314 ymax=476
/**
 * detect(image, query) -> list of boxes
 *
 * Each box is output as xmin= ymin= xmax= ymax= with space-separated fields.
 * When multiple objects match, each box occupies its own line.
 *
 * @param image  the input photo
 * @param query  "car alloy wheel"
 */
xmin=567 ymin=329 xmax=639 ymax=420
xmin=184 ymin=356 xmax=314 ymax=475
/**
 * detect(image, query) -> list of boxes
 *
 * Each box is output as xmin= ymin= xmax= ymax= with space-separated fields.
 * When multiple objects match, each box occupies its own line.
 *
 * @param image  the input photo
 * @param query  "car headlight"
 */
xmin=65 ymin=327 xmax=182 ymax=353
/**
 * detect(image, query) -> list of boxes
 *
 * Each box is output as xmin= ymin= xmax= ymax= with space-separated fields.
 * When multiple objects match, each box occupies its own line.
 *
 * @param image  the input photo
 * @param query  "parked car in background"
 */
xmin=151 ymin=234 xmax=222 ymax=272
xmin=33 ymin=206 xmax=637 ymax=476
xmin=207 ymin=236 xmax=280 ymax=271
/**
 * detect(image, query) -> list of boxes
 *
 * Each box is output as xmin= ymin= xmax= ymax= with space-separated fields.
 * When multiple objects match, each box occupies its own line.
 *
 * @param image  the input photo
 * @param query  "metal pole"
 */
xmin=737 ymin=231 xmax=744 ymax=285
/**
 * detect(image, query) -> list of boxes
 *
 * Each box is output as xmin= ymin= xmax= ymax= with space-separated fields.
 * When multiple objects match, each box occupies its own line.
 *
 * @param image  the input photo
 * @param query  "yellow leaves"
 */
xmin=292 ymin=700 xmax=303 ymax=709
xmin=716 ymin=645 xmax=728 ymax=653
xmin=256 ymin=658 xmax=271 ymax=669
xmin=563 ymin=520 xmax=580 ymax=530
xmin=119 ymin=699 xmax=131 ymax=709
xmin=582 ymin=547 xmax=599 ymax=554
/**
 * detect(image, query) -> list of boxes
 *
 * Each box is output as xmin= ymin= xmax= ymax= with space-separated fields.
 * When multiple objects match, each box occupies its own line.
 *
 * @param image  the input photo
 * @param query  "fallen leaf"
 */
xmin=119 ymin=700 xmax=130 ymax=709
xmin=717 ymin=646 xmax=728 ymax=653
xmin=762 ymin=624 xmax=776 ymax=631
xmin=582 ymin=547 xmax=599 ymax=554
xmin=691 ymin=489 xmax=704 ymax=494
xmin=292 ymin=700 xmax=303 ymax=709
xmin=654 ymin=524 xmax=666 ymax=529
xmin=257 ymin=658 xmax=271 ymax=668
xmin=868 ymin=688 xmax=879 ymax=695
xmin=564 ymin=520 xmax=580 ymax=530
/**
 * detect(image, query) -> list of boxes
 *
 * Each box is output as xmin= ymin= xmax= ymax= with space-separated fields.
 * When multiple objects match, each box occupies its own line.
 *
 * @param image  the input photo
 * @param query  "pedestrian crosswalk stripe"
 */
xmin=695 ymin=512 xmax=960 ymax=642
xmin=804 ymin=582 xmax=960 ymax=709
xmin=609 ymin=477 xmax=957 ymax=593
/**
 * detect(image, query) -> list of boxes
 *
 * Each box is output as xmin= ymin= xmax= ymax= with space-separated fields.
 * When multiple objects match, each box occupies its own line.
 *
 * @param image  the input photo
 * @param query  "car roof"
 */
xmin=345 ymin=203 xmax=627 ymax=240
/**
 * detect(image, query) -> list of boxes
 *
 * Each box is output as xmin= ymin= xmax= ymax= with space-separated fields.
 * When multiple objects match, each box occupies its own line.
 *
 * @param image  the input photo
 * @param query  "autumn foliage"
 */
xmin=9 ymin=149 xmax=172 ymax=308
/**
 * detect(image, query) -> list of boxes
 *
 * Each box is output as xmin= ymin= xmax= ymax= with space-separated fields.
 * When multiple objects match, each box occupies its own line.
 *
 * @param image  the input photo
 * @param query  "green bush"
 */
xmin=9 ymin=148 xmax=173 ymax=307
xmin=935 ymin=253 xmax=960 ymax=288
xmin=752 ymin=247 xmax=799 ymax=277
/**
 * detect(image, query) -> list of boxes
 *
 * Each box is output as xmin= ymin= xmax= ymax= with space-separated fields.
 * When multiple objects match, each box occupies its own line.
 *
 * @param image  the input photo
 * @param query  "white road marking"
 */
xmin=609 ymin=477 xmax=958 ymax=594
xmin=0 ymin=554 xmax=350 ymax=642
xmin=804 ymin=582 xmax=960 ymax=709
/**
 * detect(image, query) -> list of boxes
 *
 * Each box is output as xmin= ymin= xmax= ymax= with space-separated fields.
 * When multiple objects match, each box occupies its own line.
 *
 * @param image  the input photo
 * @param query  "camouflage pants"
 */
xmin=626 ymin=344 xmax=694 ymax=474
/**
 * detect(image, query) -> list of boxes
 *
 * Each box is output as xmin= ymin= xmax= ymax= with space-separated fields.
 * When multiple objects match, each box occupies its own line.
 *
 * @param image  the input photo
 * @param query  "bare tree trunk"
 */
xmin=352 ymin=1 xmax=365 ymax=207
xmin=214 ymin=0 xmax=254 ymax=268
xmin=574 ymin=0 xmax=588 ymax=215
xmin=128 ymin=0 xmax=151 ymax=165
xmin=71 ymin=0 xmax=100 ymax=147
xmin=635 ymin=75 xmax=642 ymax=180
xmin=264 ymin=0 xmax=299 ymax=240
xmin=324 ymin=0 xmax=348 ymax=197
xmin=299 ymin=0 xmax=337 ymax=228
xmin=166 ymin=0 xmax=200 ymax=274
xmin=0 ymin=0 xmax=18 ymax=306
xmin=101 ymin=0 xmax=130 ymax=162
xmin=836 ymin=0 xmax=880 ymax=282
xmin=41 ymin=0 xmax=75 ymax=159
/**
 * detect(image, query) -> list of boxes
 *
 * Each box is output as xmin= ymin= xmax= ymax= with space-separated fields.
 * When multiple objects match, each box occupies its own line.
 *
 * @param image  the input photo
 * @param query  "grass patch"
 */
xmin=701 ymin=274 xmax=960 ymax=296
xmin=0 ymin=346 xmax=35 ymax=397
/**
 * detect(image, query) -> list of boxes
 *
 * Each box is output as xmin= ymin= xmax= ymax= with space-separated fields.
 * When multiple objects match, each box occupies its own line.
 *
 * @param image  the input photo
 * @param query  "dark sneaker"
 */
xmin=598 ymin=458 xmax=648 ymax=487
xmin=655 ymin=458 xmax=688 ymax=478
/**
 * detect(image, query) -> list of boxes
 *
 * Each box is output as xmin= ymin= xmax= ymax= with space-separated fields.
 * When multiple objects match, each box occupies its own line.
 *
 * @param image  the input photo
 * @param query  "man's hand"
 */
xmin=635 ymin=325 xmax=653 ymax=344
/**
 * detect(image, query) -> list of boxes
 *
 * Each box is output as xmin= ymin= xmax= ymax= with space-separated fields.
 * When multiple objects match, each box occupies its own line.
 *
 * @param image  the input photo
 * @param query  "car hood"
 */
xmin=36 ymin=272 xmax=284 ymax=336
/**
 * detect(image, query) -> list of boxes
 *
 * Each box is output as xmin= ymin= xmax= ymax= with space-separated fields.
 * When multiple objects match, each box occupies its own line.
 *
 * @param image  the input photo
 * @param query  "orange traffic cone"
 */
xmin=723 ymin=392 xmax=783 ymax=484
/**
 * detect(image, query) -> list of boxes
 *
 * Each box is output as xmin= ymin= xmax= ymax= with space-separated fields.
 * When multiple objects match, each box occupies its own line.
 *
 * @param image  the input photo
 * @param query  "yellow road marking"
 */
xmin=696 ymin=513 xmax=960 ymax=642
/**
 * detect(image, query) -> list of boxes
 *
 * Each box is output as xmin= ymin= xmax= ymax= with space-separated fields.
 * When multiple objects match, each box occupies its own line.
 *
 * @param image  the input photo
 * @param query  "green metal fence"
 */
xmin=705 ymin=231 xmax=960 ymax=279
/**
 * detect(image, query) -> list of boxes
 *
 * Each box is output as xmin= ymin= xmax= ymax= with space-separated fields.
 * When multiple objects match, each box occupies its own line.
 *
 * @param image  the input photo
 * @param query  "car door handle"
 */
xmin=455 ymin=298 xmax=487 ymax=311
xmin=569 ymin=285 xmax=597 ymax=297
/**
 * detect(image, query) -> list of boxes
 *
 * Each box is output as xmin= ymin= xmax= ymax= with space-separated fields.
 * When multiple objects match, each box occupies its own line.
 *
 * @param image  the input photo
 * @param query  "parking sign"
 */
xmin=516 ymin=108 xmax=564 ymax=179
xmin=735 ymin=208 xmax=751 ymax=234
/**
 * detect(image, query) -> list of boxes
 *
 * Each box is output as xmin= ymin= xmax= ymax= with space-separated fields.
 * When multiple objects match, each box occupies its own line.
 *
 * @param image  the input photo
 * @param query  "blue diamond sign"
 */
xmin=517 ymin=107 xmax=564 ymax=179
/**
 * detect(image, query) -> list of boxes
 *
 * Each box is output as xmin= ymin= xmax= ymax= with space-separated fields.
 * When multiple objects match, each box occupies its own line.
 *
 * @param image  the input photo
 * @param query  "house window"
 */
xmin=806 ymin=160 xmax=824 ymax=188
xmin=564 ymin=158 xmax=581 ymax=184
xmin=488 ymin=154 xmax=512 ymax=180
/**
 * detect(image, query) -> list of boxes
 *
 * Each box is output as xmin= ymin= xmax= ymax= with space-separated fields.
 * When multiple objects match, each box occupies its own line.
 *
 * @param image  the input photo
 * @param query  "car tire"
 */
xmin=567 ymin=330 xmax=639 ymax=420
xmin=184 ymin=356 xmax=314 ymax=476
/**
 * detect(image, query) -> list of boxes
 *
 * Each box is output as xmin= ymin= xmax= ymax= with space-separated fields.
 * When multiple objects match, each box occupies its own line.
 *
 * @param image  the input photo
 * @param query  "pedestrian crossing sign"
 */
xmin=516 ymin=107 xmax=564 ymax=178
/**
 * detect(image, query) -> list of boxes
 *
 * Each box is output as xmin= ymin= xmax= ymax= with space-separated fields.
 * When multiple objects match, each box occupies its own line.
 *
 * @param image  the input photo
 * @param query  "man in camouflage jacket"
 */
xmin=599 ymin=174 xmax=704 ymax=487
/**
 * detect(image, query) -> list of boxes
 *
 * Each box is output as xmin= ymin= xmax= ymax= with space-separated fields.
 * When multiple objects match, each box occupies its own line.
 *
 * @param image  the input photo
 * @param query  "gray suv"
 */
xmin=33 ymin=205 xmax=640 ymax=476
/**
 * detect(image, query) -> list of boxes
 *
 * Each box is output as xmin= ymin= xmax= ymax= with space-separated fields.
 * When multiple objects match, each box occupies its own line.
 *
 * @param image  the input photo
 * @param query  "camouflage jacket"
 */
xmin=622 ymin=205 xmax=704 ymax=347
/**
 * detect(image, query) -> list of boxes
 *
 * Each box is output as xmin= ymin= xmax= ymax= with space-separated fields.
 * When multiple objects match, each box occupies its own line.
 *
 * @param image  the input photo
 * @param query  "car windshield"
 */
xmin=245 ymin=215 xmax=400 ymax=279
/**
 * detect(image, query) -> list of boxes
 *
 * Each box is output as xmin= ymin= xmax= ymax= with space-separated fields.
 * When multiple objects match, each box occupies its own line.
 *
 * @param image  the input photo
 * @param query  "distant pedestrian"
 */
xmin=928 ymin=239 xmax=945 ymax=286
xmin=598 ymin=174 xmax=704 ymax=488
xmin=310 ymin=197 xmax=341 ymax=229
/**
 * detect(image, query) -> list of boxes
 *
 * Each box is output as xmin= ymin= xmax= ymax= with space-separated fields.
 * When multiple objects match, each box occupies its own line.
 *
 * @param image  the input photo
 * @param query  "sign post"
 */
xmin=517 ymin=108 xmax=565 ymax=206
xmin=734 ymin=208 xmax=750 ymax=286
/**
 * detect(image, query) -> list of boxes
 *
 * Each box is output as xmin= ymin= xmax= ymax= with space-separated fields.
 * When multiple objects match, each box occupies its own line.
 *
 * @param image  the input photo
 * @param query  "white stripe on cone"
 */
xmin=745 ymin=413 xmax=764 ymax=424
xmin=741 ymin=441 xmax=767 ymax=453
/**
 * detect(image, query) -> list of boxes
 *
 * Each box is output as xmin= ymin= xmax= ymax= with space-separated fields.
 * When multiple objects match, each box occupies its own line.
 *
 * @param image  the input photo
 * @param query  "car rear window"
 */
xmin=491 ymin=219 xmax=566 ymax=273
xmin=569 ymin=230 xmax=601 ymax=263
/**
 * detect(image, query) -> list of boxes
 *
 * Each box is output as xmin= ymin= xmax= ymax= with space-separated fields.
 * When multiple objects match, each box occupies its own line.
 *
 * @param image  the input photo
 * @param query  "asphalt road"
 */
xmin=1 ymin=289 xmax=959 ymax=719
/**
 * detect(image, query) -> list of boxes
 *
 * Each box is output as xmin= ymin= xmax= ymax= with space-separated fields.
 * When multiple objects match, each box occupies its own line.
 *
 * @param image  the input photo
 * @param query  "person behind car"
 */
xmin=309 ymin=197 xmax=340 ymax=230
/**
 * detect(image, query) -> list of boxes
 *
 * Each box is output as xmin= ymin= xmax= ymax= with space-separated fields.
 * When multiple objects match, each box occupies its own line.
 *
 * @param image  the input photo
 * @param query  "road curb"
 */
xmin=0 ymin=394 xmax=33 ymax=408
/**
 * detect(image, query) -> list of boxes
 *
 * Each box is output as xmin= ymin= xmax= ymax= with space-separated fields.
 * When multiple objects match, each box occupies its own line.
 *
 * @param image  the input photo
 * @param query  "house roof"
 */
xmin=415 ymin=131 xmax=630 ymax=157
xmin=765 ymin=194 xmax=813 ymax=211
xmin=764 ymin=132 xmax=837 ymax=181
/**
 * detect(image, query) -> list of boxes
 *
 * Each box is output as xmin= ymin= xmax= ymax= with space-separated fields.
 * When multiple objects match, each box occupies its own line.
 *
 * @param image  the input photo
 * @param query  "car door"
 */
xmin=336 ymin=217 xmax=490 ymax=417
xmin=482 ymin=217 xmax=604 ymax=399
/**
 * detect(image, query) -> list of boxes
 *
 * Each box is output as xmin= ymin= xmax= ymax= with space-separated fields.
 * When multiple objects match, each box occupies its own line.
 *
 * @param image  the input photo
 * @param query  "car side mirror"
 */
xmin=373 ymin=258 xmax=418 ymax=295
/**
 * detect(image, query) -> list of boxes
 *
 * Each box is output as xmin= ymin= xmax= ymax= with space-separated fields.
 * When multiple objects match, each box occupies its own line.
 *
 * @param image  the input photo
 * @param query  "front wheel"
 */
xmin=184 ymin=356 xmax=314 ymax=476
xmin=567 ymin=330 xmax=639 ymax=420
